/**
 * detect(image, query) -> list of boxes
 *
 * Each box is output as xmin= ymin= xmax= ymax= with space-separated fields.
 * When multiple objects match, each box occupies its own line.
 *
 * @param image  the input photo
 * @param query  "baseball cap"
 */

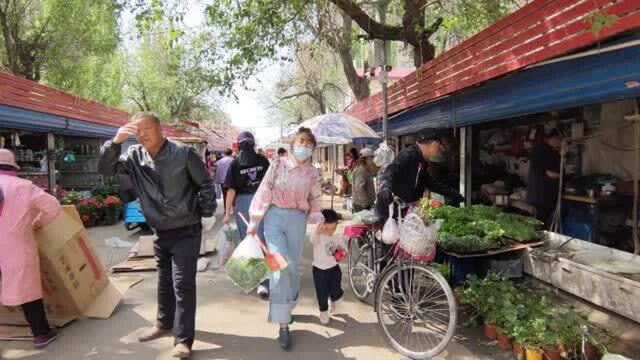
xmin=237 ymin=131 xmax=255 ymax=144
xmin=360 ymin=148 xmax=375 ymax=157
xmin=417 ymin=128 xmax=447 ymax=142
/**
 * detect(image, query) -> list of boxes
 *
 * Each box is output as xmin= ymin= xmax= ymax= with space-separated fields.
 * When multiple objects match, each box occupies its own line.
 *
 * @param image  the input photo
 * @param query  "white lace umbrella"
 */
xmin=288 ymin=113 xmax=381 ymax=145
xmin=288 ymin=113 xmax=381 ymax=208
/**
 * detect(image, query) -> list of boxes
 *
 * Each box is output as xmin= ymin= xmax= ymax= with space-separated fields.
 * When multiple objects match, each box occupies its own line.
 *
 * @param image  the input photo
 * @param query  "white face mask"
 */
xmin=293 ymin=146 xmax=313 ymax=161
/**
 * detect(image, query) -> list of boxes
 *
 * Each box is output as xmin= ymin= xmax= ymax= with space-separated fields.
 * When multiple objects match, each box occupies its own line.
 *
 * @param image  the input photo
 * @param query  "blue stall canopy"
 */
xmin=372 ymin=39 xmax=640 ymax=135
xmin=0 ymin=104 xmax=119 ymax=138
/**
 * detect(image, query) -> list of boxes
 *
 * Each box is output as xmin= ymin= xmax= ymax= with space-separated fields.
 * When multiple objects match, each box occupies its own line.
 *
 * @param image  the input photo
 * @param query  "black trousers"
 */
xmin=312 ymin=265 xmax=344 ymax=312
xmin=154 ymin=223 xmax=202 ymax=347
xmin=21 ymin=298 xmax=50 ymax=336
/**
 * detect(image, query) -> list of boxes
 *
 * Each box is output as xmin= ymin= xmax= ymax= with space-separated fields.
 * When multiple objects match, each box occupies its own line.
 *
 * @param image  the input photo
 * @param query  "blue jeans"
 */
xmin=263 ymin=206 xmax=307 ymax=324
xmin=234 ymin=193 xmax=268 ymax=289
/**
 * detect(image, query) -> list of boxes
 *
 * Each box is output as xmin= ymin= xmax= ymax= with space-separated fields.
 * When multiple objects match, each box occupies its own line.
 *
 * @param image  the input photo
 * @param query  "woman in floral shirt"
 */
xmin=248 ymin=127 xmax=324 ymax=350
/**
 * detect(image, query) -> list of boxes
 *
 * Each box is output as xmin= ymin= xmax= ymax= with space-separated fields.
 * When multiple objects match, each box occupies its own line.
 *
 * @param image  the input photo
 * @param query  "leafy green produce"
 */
xmin=496 ymin=213 xmax=543 ymax=242
xmin=467 ymin=205 xmax=501 ymax=220
xmin=225 ymin=256 xmax=268 ymax=293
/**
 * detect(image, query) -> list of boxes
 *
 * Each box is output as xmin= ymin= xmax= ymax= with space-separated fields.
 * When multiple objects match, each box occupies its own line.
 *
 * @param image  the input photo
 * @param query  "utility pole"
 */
xmin=378 ymin=3 xmax=390 ymax=141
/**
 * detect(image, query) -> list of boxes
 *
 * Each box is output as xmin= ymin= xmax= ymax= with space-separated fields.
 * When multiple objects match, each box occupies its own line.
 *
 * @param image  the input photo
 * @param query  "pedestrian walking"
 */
xmin=351 ymin=148 xmax=376 ymax=213
xmin=310 ymin=209 xmax=345 ymax=325
xmin=98 ymin=112 xmax=216 ymax=358
xmin=222 ymin=132 xmax=271 ymax=298
xmin=215 ymin=148 xmax=234 ymax=211
xmin=248 ymin=127 xmax=324 ymax=349
xmin=0 ymin=149 xmax=63 ymax=348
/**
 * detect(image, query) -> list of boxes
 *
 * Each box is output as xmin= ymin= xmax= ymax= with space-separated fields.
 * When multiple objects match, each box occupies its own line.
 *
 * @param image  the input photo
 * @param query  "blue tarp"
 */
xmin=371 ymin=40 xmax=640 ymax=135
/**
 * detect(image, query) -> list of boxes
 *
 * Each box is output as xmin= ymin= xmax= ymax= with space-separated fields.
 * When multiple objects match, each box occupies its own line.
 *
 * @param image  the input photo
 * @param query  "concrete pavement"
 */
xmin=1 ymin=205 xmax=513 ymax=360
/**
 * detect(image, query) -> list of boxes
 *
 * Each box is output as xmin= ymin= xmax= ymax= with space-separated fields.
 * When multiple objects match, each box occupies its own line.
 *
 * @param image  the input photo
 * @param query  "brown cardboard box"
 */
xmin=0 ymin=206 xmax=141 ymax=326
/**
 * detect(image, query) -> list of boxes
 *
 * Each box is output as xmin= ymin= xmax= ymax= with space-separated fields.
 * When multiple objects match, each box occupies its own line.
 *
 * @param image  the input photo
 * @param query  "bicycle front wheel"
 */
xmin=348 ymin=235 xmax=374 ymax=302
xmin=375 ymin=263 xmax=457 ymax=359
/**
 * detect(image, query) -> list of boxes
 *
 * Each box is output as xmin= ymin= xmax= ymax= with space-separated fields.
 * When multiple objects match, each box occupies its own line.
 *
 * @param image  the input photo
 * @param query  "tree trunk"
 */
xmin=338 ymin=47 xmax=370 ymax=101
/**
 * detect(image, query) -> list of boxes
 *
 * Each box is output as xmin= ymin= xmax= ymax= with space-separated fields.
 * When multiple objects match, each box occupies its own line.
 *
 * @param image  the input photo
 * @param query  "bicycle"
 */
xmin=347 ymin=197 xmax=457 ymax=359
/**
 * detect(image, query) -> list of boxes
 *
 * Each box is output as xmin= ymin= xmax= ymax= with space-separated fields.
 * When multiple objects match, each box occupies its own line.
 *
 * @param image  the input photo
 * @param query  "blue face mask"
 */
xmin=293 ymin=146 xmax=313 ymax=161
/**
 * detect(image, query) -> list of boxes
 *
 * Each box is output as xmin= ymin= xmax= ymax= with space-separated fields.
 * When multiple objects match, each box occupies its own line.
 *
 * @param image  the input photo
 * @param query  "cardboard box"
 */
xmin=0 ymin=206 xmax=141 ymax=326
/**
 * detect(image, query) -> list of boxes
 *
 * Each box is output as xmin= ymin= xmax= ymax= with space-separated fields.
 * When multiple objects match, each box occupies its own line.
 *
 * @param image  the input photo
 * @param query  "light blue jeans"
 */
xmin=263 ymin=206 xmax=308 ymax=324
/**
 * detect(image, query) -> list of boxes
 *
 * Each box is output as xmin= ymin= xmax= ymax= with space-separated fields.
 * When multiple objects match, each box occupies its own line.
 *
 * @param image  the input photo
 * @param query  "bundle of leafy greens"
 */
xmin=496 ymin=213 xmax=544 ymax=242
xmin=225 ymin=257 xmax=268 ymax=293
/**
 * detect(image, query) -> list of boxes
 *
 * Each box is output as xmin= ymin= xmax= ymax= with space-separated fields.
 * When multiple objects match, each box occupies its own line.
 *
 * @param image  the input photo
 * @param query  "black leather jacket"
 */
xmin=376 ymin=144 xmax=463 ymax=218
xmin=98 ymin=139 xmax=216 ymax=231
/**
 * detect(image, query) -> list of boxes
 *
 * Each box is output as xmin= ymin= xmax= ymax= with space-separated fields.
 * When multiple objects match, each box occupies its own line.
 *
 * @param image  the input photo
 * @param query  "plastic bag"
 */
xmin=352 ymin=209 xmax=375 ymax=225
xmin=382 ymin=204 xmax=400 ymax=244
xmin=217 ymin=225 xmax=239 ymax=268
xmin=225 ymin=233 xmax=268 ymax=293
xmin=374 ymin=142 xmax=395 ymax=168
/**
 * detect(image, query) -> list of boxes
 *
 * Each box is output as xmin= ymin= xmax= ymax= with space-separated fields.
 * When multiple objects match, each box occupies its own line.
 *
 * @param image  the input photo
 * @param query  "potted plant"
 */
xmin=102 ymin=196 xmax=122 ymax=225
xmin=76 ymin=197 xmax=103 ymax=227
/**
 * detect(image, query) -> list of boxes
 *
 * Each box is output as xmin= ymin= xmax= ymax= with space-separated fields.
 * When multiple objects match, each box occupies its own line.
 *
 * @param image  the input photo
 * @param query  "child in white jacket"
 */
xmin=310 ymin=209 xmax=347 ymax=324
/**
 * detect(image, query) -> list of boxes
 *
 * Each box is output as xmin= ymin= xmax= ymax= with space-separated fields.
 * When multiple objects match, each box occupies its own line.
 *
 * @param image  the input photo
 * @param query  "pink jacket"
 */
xmin=249 ymin=156 xmax=324 ymax=224
xmin=0 ymin=171 xmax=61 ymax=306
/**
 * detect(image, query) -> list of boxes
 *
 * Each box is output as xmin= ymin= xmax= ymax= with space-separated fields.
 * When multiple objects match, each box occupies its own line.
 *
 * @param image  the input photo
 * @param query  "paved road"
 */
xmin=1 ymin=205 xmax=513 ymax=360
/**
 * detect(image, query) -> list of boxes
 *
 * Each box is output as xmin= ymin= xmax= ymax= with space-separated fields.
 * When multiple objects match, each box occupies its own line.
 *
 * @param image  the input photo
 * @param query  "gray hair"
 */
xmin=130 ymin=111 xmax=161 ymax=125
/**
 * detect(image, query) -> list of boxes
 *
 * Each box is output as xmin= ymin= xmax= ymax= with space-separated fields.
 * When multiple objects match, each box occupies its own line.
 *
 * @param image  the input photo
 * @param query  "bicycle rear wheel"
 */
xmin=375 ymin=262 xmax=457 ymax=359
xmin=348 ymin=235 xmax=374 ymax=302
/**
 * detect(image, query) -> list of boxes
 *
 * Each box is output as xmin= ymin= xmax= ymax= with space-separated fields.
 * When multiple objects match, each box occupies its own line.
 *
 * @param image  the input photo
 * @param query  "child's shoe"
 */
xmin=319 ymin=311 xmax=330 ymax=325
xmin=330 ymin=298 xmax=344 ymax=314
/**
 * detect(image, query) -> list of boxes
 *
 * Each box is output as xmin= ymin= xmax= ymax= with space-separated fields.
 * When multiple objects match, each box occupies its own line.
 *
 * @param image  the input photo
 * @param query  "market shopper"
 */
xmin=277 ymin=147 xmax=288 ymax=158
xmin=376 ymin=129 xmax=465 ymax=218
xmin=215 ymin=148 xmax=234 ymax=210
xmin=222 ymin=132 xmax=271 ymax=298
xmin=98 ymin=112 xmax=216 ymax=359
xmin=248 ymin=127 xmax=324 ymax=349
xmin=0 ymin=149 xmax=62 ymax=348
xmin=527 ymin=128 xmax=563 ymax=226
xmin=351 ymin=148 xmax=376 ymax=212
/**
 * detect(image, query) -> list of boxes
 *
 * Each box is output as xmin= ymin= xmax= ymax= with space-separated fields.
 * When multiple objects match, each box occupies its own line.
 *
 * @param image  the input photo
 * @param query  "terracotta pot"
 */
xmin=525 ymin=348 xmax=543 ymax=360
xmin=484 ymin=323 xmax=498 ymax=340
xmin=497 ymin=331 xmax=512 ymax=350
xmin=543 ymin=348 xmax=562 ymax=360
xmin=513 ymin=341 xmax=523 ymax=356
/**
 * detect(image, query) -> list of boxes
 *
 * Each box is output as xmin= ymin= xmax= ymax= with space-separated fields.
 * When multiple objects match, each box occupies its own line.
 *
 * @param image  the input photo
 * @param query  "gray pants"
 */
xmin=154 ymin=223 xmax=202 ymax=346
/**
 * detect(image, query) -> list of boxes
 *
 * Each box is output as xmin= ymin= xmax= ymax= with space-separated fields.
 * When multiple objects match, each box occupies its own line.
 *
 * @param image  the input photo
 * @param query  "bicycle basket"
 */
xmin=398 ymin=213 xmax=438 ymax=257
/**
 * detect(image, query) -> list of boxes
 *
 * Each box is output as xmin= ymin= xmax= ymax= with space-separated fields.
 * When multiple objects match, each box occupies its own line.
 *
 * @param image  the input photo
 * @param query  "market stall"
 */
xmin=0 ymin=128 xmax=51 ymax=189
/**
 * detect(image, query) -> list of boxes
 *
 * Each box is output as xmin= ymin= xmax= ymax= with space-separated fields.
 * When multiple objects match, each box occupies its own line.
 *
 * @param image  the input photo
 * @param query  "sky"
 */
xmin=182 ymin=2 xmax=283 ymax=146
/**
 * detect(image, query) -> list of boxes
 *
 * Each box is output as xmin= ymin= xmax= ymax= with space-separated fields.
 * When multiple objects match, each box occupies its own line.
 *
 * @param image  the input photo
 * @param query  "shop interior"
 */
xmin=470 ymin=98 xmax=640 ymax=254
xmin=0 ymin=128 xmax=50 ymax=189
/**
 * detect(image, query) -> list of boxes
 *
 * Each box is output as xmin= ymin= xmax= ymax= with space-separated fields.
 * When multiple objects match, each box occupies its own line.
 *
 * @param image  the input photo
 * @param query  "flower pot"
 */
xmin=543 ymin=348 xmax=562 ymax=360
xmin=497 ymin=331 xmax=512 ymax=350
xmin=83 ymin=219 xmax=97 ymax=227
xmin=483 ymin=323 xmax=498 ymax=340
xmin=525 ymin=348 xmax=543 ymax=360
xmin=513 ymin=341 xmax=523 ymax=357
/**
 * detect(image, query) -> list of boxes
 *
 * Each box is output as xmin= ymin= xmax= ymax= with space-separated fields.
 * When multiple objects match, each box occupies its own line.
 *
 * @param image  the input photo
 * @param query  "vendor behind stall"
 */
xmin=527 ymin=128 xmax=563 ymax=226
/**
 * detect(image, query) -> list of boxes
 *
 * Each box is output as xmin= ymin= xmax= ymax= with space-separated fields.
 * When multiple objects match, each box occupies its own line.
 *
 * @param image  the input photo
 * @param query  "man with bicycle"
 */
xmin=376 ymin=129 xmax=465 ymax=218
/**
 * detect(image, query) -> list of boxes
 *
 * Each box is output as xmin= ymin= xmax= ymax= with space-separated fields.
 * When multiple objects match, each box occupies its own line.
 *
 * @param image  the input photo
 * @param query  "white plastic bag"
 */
xmin=225 ymin=233 xmax=268 ymax=293
xmin=382 ymin=204 xmax=400 ymax=244
xmin=374 ymin=142 xmax=395 ymax=168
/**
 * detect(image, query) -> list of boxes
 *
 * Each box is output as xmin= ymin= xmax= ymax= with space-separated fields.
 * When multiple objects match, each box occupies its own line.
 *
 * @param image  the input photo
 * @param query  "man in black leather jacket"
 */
xmin=98 ymin=112 xmax=215 ymax=358
xmin=376 ymin=129 xmax=465 ymax=219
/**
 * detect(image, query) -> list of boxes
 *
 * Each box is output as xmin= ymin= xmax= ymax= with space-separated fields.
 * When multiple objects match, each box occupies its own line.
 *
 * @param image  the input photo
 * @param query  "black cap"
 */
xmin=417 ymin=128 xmax=446 ymax=142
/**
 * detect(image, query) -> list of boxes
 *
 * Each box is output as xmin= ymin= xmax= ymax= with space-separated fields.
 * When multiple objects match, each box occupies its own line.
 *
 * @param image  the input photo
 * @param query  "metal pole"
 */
xmin=331 ymin=144 xmax=336 ymax=209
xmin=380 ymin=7 xmax=389 ymax=141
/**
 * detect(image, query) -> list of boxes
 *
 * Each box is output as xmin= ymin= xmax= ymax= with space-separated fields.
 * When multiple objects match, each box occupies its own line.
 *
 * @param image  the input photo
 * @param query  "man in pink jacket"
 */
xmin=0 ymin=149 xmax=62 ymax=348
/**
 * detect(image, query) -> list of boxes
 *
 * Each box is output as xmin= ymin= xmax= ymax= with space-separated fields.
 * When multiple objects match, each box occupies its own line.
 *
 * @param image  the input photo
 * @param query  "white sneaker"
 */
xmin=257 ymin=284 xmax=269 ymax=297
xmin=330 ymin=299 xmax=343 ymax=314
xmin=319 ymin=311 xmax=330 ymax=325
